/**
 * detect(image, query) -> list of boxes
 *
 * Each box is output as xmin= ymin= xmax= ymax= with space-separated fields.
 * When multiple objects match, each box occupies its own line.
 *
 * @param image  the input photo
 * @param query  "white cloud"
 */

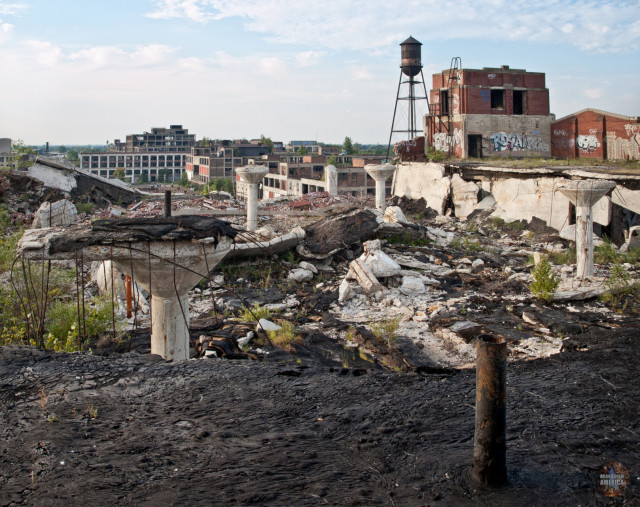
xmin=259 ymin=56 xmax=286 ymax=75
xmin=145 ymin=0 xmax=640 ymax=54
xmin=584 ymin=88 xmax=604 ymax=99
xmin=0 ymin=2 xmax=27 ymax=15
xmin=69 ymin=46 xmax=127 ymax=67
xmin=0 ymin=21 xmax=13 ymax=43
xmin=295 ymin=50 xmax=324 ymax=68
xmin=23 ymin=40 xmax=62 ymax=66
xmin=146 ymin=0 xmax=216 ymax=22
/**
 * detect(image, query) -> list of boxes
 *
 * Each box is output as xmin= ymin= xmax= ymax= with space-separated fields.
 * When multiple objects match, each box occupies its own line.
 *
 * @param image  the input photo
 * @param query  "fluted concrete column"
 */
xmin=558 ymin=179 xmax=616 ymax=279
xmin=325 ymin=164 xmax=338 ymax=196
xmin=236 ymin=166 xmax=268 ymax=231
xmin=365 ymin=163 xmax=396 ymax=212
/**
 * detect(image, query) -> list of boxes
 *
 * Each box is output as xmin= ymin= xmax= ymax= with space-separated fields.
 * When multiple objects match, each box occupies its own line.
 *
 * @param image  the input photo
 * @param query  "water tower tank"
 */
xmin=400 ymin=36 xmax=422 ymax=77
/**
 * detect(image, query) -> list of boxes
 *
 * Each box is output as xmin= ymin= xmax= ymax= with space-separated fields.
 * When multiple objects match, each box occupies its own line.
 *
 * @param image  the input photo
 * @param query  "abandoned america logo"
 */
xmin=597 ymin=461 xmax=629 ymax=497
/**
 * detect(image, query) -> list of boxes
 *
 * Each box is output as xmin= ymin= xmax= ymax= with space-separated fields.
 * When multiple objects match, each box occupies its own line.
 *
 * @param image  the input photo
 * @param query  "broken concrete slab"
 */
xmin=451 ymin=174 xmax=480 ymax=219
xmin=393 ymin=162 xmax=451 ymax=215
xmin=349 ymin=258 xmax=383 ymax=293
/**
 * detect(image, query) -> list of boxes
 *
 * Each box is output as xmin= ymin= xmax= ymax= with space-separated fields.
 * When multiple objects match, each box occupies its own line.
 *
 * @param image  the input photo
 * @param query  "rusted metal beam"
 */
xmin=164 ymin=190 xmax=171 ymax=217
xmin=471 ymin=334 xmax=508 ymax=487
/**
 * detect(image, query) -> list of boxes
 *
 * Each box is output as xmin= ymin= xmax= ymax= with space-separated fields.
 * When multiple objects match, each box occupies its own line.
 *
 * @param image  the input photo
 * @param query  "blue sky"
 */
xmin=1 ymin=0 xmax=639 ymax=145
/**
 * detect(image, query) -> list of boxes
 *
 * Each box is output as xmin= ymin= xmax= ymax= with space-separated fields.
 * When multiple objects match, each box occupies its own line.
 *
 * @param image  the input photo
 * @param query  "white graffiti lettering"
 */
xmin=554 ymin=129 xmax=567 ymax=137
xmin=625 ymin=124 xmax=639 ymax=136
xmin=606 ymin=132 xmax=640 ymax=160
xmin=488 ymin=132 xmax=549 ymax=153
xmin=589 ymin=128 xmax=598 ymax=135
xmin=576 ymin=134 xmax=600 ymax=153
xmin=488 ymin=74 xmax=496 ymax=79
xmin=433 ymin=128 xmax=463 ymax=151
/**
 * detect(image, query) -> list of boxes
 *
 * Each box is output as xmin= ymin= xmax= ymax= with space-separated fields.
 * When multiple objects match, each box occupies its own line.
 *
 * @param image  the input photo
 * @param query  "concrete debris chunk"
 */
xmin=361 ymin=250 xmax=401 ymax=278
xmin=383 ymin=206 xmax=409 ymax=224
xmin=471 ymin=258 xmax=485 ymax=272
xmin=338 ymin=279 xmax=353 ymax=303
xmin=287 ymin=268 xmax=314 ymax=282
xmin=451 ymin=174 xmax=480 ymax=219
xmin=257 ymin=319 xmax=281 ymax=333
xmin=298 ymin=261 xmax=318 ymax=274
xmin=349 ymin=258 xmax=383 ymax=293
xmin=399 ymin=276 xmax=425 ymax=295
xmin=620 ymin=225 xmax=640 ymax=252
xmin=32 ymin=199 xmax=78 ymax=229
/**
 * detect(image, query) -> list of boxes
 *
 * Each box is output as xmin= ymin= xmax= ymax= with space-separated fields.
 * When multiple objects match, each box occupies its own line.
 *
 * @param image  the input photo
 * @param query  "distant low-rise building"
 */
xmin=551 ymin=109 xmax=640 ymax=160
xmin=0 ymin=138 xmax=11 ymax=169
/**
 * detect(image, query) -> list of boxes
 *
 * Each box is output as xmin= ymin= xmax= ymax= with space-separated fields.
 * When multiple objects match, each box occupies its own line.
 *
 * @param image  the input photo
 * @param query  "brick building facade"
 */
xmin=426 ymin=65 xmax=552 ymax=158
xmin=551 ymin=109 xmax=640 ymax=160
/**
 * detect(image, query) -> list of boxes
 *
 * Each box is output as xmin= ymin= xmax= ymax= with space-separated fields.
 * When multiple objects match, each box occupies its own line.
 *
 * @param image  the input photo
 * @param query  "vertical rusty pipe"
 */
xmin=472 ymin=334 xmax=508 ymax=487
xmin=125 ymin=275 xmax=132 ymax=319
xmin=164 ymin=190 xmax=171 ymax=217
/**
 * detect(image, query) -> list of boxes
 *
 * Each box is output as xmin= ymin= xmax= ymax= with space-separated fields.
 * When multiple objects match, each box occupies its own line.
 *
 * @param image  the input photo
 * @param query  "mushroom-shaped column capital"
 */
xmin=236 ymin=165 xmax=269 ymax=184
xmin=556 ymin=179 xmax=616 ymax=207
xmin=364 ymin=163 xmax=396 ymax=182
xmin=365 ymin=163 xmax=396 ymax=212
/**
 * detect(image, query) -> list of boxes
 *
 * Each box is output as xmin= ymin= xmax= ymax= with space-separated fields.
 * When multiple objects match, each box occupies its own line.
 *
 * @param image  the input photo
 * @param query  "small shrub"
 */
xmin=529 ymin=257 xmax=559 ymax=302
xmin=267 ymin=321 xmax=301 ymax=352
xmin=427 ymin=147 xmax=446 ymax=162
xmin=594 ymin=239 xmax=619 ymax=265
xmin=369 ymin=317 xmax=401 ymax=346
xmin=549 ymin=248 xmax=576 ymax=266
xmin=601 ymin=260 xmax=637 ymax=312
xmin=76 ymin=201 xmax=95 ymax=215
xmin=450 ymin=236 xmax=482 ymax=253
xmin=239 ymin=302 xmax=271 ymax=322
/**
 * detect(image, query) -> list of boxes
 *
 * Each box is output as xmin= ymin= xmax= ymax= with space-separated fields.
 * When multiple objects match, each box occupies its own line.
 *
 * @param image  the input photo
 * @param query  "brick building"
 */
xmin=426 ymin=65 xmax=552 ymax=158
xmin=551 ymin=109 xmax=640 ymax=160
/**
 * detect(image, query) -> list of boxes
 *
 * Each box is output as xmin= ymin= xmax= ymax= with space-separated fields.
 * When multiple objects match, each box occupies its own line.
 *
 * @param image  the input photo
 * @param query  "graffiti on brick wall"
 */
xmin=576 ymin=134 xmax=600 ymax=153
xmin=606 ymin=131 xmax=640 ymax=160
xmin=480 ymin=90 xmax=490 ymax=105
xmin=433 ymin=128 xmax=463 ymax=151
xmin=554 ymin=129 xmax=568 ymax=137
xmin=624 ymin=124 xmax=639 ymax=136
xmin=487 ymin=132 xmax=549 ymax=153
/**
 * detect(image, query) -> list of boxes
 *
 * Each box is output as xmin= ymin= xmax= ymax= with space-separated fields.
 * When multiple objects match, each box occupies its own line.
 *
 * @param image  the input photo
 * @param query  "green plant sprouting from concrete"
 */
xmin=267 ymin=321 xmax=301 ymax=352
xmin=369 ymin=317 xmax=401 ymax=346
xmin=529 ymin=257 xmax=560 ymax=302
xmin=239 ymin=302 xmax=272 ymax=323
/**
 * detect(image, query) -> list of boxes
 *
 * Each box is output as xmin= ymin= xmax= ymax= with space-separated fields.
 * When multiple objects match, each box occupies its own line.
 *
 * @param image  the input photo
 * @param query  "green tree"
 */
xmin=137 ymin=172 xmax=148 ymax=184
xmin=65 ymin=150 xmax=79 ymax=163
xmin=10 ymin=140 xmax=37 ymax=170
xmin=260 ymin=135 xmax=274 ymax=153
xmin=353 ymin=142 xmax=360 ymax=154
xmin=343 ymin=136 xmax=355 ymax=155
xmin=326 ymin=154 xmax=337 ymax=166
xmin=113 ymin=168 xmax=125 ymax=181
xmin=296 ymin=145 xmax=309 ymax=156
xmin=199 ymin=137 xmax=212 ymax=148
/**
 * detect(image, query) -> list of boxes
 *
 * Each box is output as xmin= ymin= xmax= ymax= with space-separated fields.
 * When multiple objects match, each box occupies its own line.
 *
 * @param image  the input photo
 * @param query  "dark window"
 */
xmin=491 ymin=89 xmax=505 ymax=109
xmin=513 ymin=90 xmax=525 ymax=115
xmin=440 ymin=90 xmax=449 ymax=115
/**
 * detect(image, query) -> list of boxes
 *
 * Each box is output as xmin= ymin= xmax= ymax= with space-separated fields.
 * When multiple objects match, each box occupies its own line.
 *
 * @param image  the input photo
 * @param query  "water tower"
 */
xmin=386 ymin=36 xmax=430 ymax=161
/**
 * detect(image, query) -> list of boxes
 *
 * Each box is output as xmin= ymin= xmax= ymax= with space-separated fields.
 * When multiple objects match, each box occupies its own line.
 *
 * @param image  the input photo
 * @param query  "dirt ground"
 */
xmin=1 ymin=324 xmax=638 ymax=506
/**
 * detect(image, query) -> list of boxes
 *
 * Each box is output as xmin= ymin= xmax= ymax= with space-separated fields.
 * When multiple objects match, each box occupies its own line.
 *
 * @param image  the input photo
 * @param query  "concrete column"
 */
xmin=558 ymin=179 xmax=616 ymax=279
xmin=325 ymin=165 xmax=338 ymax=196
xmin=364 ymin=163 xmax=396 ymax=212
xmin=236 ymin=166 xmax=269 ymax=231
xmin=151 ymin=294 xmax=190 ymax=361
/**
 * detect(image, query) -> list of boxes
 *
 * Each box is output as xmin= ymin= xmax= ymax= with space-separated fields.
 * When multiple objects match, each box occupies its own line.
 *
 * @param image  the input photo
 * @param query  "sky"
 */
xmin=1 ymin=0 xmax=639 ymax=146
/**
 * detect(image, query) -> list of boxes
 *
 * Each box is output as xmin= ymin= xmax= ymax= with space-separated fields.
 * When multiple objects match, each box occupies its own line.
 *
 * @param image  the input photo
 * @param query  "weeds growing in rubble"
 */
xmin=529 ymin=257 xmax=559 ymax=302
xmin=267 ymin=321 xmax=301 ymax=352
xmin=239 ymin=302 xmax=271 ymax=322
xmin=601 ymin=260 xmax=638 ymax=312
xmin=385 ymin=232 xmax=431 ymax=247
xmin=450 ymin=236 xmax=482 ymax=253
xmin=369 ymin=317 xmax=401 ymax=346
xmin=549 ymin=248 xmax=577 ymax=266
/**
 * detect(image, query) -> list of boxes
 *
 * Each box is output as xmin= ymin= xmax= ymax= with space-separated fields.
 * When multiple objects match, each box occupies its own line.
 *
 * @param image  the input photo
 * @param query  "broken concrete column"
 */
xmin=32 ymin=200 xmax=78 ymax=228
xmin=325 ymin=165 xmax=338 ymax=196
xmin=557 ymin=179 xmax=616 ymax=279
xmin=18 ymin=218 xmax=236 ymax=361
xmin=364 ymin=164 xmax=396 ymax=213
xmin=236 ymin=166 xmax=269 ymax=231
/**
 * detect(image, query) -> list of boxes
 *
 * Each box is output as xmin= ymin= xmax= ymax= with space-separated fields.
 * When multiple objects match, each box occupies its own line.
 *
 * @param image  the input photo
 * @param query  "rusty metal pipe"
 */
xmin=164 ymin=190 xmax=171 ymax=217
xmin=472 ymin=334 xmax=508 ymax=487
xmin=125 ymin=275 xmax=132 ymax=319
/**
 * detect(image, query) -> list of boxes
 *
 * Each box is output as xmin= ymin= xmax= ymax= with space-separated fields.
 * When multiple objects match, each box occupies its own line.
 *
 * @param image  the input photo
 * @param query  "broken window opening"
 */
xmin=440 ymin=90 xmax=449 ymax=116
xmin=513 ymin=90 xmax=525 ymax=115
xmin=491 ymin=89 xmax=505 ymax=109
